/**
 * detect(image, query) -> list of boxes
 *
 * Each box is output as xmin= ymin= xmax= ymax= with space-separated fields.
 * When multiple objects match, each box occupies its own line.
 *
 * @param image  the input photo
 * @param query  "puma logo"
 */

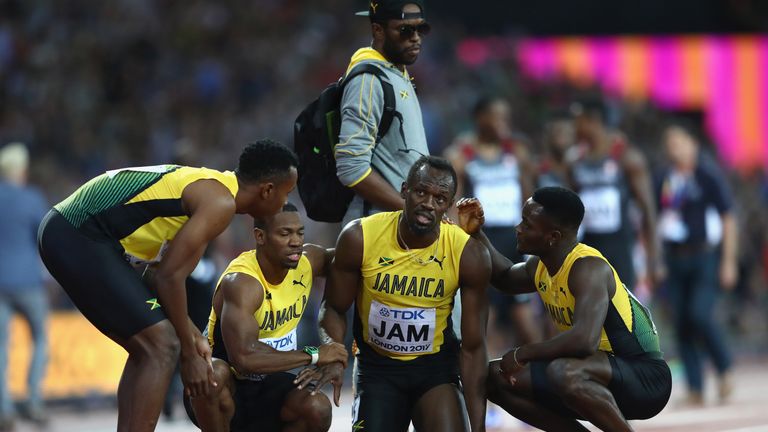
xmin=293 ymin=275 xmax=307 ymax=288
xmin=429 ymin=255 xmax=446 ymax=270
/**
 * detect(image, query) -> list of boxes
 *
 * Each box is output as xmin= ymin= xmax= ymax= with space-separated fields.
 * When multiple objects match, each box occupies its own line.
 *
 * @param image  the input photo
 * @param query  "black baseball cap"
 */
xmin=355 ymin=0 xmax=426 ymax=22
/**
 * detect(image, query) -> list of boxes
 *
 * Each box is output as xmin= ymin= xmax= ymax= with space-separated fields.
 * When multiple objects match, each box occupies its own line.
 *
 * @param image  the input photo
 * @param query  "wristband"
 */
xmin=512 ymin=346 xmax=525 ymax=368
xmin=303 ymin=346 xmax=319 ymax=365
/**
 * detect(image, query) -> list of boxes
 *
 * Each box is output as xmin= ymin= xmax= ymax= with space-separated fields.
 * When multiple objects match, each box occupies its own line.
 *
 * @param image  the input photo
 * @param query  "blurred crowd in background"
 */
xmin=1 ymin=0 xmax=767 ymax=417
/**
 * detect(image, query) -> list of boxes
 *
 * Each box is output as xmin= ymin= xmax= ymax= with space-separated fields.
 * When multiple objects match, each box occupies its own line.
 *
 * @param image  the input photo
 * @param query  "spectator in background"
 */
xmin=538 ymin=114 xmax=576 ymax=189
xmin=335 ymin=0 xmax=431 ymax=225
xmin=0 ymin=143 xmax=49 ymax=429
xmin=657 ymin=125 xmax=737 ymax=406
xmin=444 ymin=96 xmax=539 ymax=352
xmin=569 ymin=99 xmax=660 ymax=292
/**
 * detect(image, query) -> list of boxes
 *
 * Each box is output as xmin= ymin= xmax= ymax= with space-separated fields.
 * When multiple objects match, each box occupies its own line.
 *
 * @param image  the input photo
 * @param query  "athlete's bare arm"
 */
xmin=458 ymin=237 xmax=492 ymax=432
xmin=350 ymin=172 xmax=405 ymax=211
xmin=456 ymin=197 xmax=537 ymax=295
xmin=622 ymin=147 xmax=661 ymax=286
xmin=505 ymin=257 xmax=613 ymax=371
xmin=303 ymin=243 xmax=335 ymax=278
xmin=218 ymin=273 xmax=348 ymax=375
xmin=153 ymin=179 xmax=237 ymax=397
xmin=303 ymin=221 xmax=363 ymax=405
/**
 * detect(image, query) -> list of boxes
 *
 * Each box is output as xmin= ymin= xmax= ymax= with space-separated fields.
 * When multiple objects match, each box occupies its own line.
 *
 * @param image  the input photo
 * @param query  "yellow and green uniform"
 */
xmin=206 ymin=251 xmax=313 ymax=379
xmin=54 ymin=165 xmax=238 ymax=264
xmin=534 ymin=243 xmax=661 ymax=357
xmin=353 ymin=211 xmax=470 ymax=366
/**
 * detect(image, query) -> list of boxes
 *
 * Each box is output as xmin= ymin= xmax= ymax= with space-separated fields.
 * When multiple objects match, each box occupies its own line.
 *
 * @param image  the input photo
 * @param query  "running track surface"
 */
xmin=9 ymin=360 xmax=768 ymax=432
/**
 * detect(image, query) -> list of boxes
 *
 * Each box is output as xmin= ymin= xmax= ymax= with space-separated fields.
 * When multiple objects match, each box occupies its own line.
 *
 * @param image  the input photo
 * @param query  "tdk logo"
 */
xmin=263 ymin=333 xmax=294 ymax=350
xmin=379 ymin=307 xmax=390 ymax=317
xmin=391 ymin=310 xmax=425 ymax=320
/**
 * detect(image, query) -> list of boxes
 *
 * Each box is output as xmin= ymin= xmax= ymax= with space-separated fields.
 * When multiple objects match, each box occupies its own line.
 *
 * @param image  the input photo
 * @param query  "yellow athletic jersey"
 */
xmin=207 ymin=251 xmax=313 ymax=363
xmin=55 ymin=165 xmax=238 ymax=264
xmin=355 ymin=211 xmax=470 ymax=362
xmin=534 ymin=243 xmax=661 ymax=357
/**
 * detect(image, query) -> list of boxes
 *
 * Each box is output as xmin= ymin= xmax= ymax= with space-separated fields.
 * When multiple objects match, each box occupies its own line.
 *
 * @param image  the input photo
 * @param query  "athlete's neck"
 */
xmin=539 ymin=240 xmax=579 ymax=276
xmin=397 ymin=214 xmax=439 ymax=249
xmin=255 ymin=249 xmax=290 ymax=285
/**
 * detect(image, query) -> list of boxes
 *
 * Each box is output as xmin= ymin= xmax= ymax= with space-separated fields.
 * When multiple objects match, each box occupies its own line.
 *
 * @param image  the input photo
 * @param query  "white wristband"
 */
xmin=310 ymin=351 xmax=319 ymax=365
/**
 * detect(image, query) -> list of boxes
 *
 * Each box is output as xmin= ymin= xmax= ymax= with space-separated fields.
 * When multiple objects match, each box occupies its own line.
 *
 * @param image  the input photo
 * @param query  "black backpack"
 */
xmin=294 ymin=63 xmax=398 ymax=223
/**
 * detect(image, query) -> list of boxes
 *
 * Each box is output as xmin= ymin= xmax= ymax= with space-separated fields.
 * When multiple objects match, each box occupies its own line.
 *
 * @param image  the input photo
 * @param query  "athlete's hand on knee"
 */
xmin=317 ymin=342 xmax=348 ymax=368
xmin=499 ymin=347 xmax=525 ymax=385
xmin=182 ymin=333 xmax=218 ymax=398
xmin=294 ymin=366 xmax=323 ymax=390
xmin=456 ymin=197 xmax=485 ymax=235
xmin=313 ymin=362 xmax=345 ymax=407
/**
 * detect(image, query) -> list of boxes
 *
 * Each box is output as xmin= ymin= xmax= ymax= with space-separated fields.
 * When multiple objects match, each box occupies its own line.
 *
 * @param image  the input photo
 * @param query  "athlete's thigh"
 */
xmin=352 ymin=370 xmax=411 ymax=432
xmin=411 ymin=383 xmax=468 ymax=432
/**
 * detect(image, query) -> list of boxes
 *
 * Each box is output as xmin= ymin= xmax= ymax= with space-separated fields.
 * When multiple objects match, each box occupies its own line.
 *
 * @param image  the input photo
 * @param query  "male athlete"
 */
xmin=186 ymin=203 xmax=347 ymax=432
xmin=305 ymin=156 xmax=491 ymax=432
xmin=38 ymin=140 xmax=298 ymax=431
xmin=457 ymin=187 xmax=671 ymax=432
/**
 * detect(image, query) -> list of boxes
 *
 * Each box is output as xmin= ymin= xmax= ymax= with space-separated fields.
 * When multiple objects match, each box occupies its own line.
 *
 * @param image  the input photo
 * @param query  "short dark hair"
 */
xmin=472 ymin=95 xmax=505 ymax=118
xmin=531 ymin=187 xmax=584 ymax=231
xmin=570 ymin=97 xmax=608 ymax=124
xmin=236 ymin=139 xmax=298 ymax=184
xmin=253 ymin=202 xmax=299 ymax=229
xmin=406 ymin=155 xmax=458 ymax=195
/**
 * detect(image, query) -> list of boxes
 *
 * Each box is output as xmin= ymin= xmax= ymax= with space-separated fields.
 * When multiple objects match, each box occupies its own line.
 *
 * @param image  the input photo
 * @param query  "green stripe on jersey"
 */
xmin=55 ymin=165 xmax=180 ymax=228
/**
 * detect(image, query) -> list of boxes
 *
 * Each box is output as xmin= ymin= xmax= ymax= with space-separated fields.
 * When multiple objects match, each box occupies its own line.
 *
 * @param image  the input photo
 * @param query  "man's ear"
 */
xmin=254 ymin=227 xmax=266 ymax=246
xmin=400 ymin=182 xmax=407 ymax=200
xmin=260 ymin=182 xmax=275 ymax=200
xmin=372 ymin=22 xmax=385 ymax=40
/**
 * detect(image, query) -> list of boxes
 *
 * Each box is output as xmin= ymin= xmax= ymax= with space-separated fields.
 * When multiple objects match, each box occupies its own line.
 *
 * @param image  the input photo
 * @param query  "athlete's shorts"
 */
xmin=530 ymin=354 xmax=671 ymax=420
xmin=184 ymin=372 xmax=296 ymax=432
xmin=352 ymin=356 xmax=462 ymax=432
xmin=37 ymin=210 xmax=166 ymax=340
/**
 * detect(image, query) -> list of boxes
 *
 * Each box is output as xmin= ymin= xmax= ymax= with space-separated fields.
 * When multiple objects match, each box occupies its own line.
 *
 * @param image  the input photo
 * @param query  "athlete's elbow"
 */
xmin=570 ymin=333 xmax=600 ymax=358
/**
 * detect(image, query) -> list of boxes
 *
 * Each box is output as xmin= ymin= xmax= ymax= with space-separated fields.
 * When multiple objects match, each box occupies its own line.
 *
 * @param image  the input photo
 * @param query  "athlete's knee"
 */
xmin=285 ymin=389 xmax=332 ymax=431
xmin=129 ymin=321 xmax=180 ymax=368
xmin=546 ymin=358 xmax=587 ymax=398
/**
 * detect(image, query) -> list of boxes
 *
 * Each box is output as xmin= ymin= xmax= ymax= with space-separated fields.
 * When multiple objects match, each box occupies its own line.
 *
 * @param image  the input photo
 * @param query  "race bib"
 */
xmin=580 ymin=187 xmax=621 ymax=233
xmin=259 ymin=328 xmax=297 ymax=352
xmin=474 ymin=182 xmax=522 ymax=227
xmin=368 ymin=301 xmax=435 ymax=355
xmin=124 ymin=240 xmax=170 ymax=266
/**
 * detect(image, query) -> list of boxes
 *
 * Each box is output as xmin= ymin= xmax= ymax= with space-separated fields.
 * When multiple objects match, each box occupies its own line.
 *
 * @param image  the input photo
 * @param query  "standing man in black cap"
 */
xmin=335 ymin=0 xmax=432 ymax=225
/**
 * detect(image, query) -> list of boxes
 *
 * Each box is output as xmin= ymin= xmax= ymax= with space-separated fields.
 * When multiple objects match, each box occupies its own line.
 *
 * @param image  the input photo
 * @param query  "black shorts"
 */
xmin=530 ymin=354 xmax=671 ymax=420
xmin=37 ymin=210 xmax=166 ymax=340
xmin=352 ymin=355 xmax=462 ymax=432
xmin=184 ymin=372 xmax=296 ymax=432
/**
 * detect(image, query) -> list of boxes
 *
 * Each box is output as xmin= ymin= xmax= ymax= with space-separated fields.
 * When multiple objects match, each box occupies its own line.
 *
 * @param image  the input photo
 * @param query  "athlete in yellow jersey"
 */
xmin=37 ymin=140 xmax=298 ymax=432
xmin=457 ymin=187 xmax=671 ymax=432
xmin=184 ymin=203 xmax=346 ymax=432
xmin=305 ymin=156 xmax=491 ymax=432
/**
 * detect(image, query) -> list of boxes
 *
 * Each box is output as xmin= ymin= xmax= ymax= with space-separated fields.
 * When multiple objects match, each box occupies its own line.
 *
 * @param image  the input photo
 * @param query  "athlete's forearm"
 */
xmin=461 ymin=345 xmax=488 ymax=432
xmin=155 ymin=277 xmax=195 ymax=353
xmin=471 ymin=230 xmax=513 ymax=281
xmin=318 ymin=300 xmax=348 ymax=344
xmin=232 ymin=346 xmax=312 ymax=375
xmin=517 ymin=329 xmax=596 ymax=363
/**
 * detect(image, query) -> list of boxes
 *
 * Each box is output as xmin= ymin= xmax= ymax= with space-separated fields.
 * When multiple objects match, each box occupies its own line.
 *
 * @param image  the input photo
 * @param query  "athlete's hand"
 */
xmin=181 ymin=332 xmax=217 ymax=398
xmin=317 ymin=342 xmax=348 ymax=368
xmin=295 ymin=362 xmax=346 ymax=406
xmin=498 ymin=349 xmax=526 ymax=385
xmin=456 ymin=197 xmax=485 ymax=235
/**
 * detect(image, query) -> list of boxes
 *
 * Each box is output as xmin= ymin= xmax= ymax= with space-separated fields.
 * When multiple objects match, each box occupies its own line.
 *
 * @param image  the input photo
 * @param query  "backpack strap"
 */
xmin=340 ymin=63 xmax=398 ymax=144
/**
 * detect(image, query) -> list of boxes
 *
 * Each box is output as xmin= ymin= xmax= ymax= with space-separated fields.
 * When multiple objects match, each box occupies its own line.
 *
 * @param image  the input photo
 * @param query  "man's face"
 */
xmin=664 ymin=127 xmax=698 ymax=168
xmin=476 ymin=100 xmax=512 ymax=142
xmin=401 ymin=166 xmax=454 ymax=235
xmin=574 ymin=113 xmax=601 ymax=145
xmin=379 ymin=4 xmax=427 ymax=66
xmin=249 ymin=167 xmax=298 ymax=218
xmin=515 ymin=199 xmax=555 ymax=256
xmin=546 ymin=119 xmax=575 ymax=157
xmin=255 ymin=211 xmax=304 ymax=269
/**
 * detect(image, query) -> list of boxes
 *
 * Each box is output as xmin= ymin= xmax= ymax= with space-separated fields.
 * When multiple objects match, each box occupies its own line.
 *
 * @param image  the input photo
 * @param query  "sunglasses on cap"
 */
xmin=396 ymin=22 xmax=431 ymax=38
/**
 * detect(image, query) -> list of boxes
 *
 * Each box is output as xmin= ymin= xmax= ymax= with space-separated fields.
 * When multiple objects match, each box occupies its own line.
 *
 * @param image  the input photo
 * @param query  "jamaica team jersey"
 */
xmin=534 ymin=243 xmax=661 ymax=357
xmin=54 ymin=165 xmax=238 ymax=264
xmin=355 ymin=211 xmax=470 ymax=363
xmin=206 ymin=251 xmax=313 ymax=374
